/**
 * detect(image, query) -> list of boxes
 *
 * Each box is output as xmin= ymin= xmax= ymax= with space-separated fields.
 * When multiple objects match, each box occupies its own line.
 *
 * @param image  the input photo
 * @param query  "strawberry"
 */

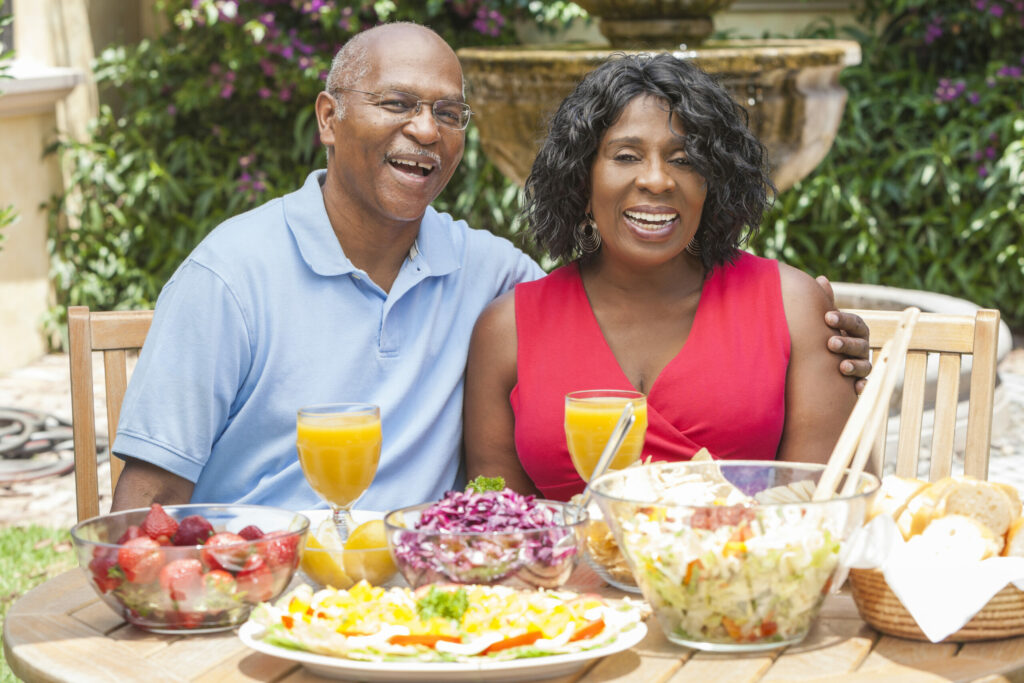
xmin=88 ymin=546 xmax=123 ymax=593
xmin=203 ymin=569 xmax=238 ymax=610
xmin=116 ymin=525 xmax=144 ymax=544
xmin=117 ymin=536 xmax=164 ymax=583
xmin=140 ymin=503 xmax=179 ymax=544
xmin=173 ymin=514 xmax=215 ymax=546
xmin=169 ymin=610 xmax=204 ymax=629
xmin=237 ymin=525 xmax=265 ymax=541
xmin=159 ymin=558 xmax=204 ymax=603
xmin=259 ymin=530 xmax=299 ymax=570
xmin=235 ymin=553 xmax=275 ymax=603
xmin=203 ymin=569 xmax=237 ymax=594
xmin=200 ymin=532 xmax=250 ymax=572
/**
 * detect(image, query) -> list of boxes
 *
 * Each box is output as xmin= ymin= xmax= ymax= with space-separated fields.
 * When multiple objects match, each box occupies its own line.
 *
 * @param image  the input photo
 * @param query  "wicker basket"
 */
xmin=848 ymin=568 xmax=1024 ymax=642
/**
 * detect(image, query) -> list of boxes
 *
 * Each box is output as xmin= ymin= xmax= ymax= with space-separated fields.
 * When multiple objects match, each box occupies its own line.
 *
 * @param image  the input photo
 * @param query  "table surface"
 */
xmin=7 ymin=568 xmax=1024 ymax=683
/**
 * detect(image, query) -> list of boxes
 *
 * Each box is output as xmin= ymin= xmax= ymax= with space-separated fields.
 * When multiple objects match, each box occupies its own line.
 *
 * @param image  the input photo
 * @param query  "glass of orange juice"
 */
xmin=565 ymin=390 xmax=648 ymax=481
xmin=297 ymin=403 xmax=381 ymax=542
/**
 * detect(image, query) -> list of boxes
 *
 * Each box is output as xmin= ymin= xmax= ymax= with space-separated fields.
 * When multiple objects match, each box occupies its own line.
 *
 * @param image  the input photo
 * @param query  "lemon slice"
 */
xmin=300 ymin=519 xmax=353 ymax=589
xmin=343 ymin=519 xmax=398 ymax=585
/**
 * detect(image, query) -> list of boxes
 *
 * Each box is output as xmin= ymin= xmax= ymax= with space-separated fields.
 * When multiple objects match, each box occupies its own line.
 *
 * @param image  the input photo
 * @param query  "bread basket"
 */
xmin=849 ymin=568 xmax=1024 ymax=642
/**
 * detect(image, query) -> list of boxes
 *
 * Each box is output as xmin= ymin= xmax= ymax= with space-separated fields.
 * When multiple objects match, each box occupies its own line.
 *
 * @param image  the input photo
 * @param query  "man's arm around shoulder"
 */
xmin=111 ymin=458 xmax=195 ymax=511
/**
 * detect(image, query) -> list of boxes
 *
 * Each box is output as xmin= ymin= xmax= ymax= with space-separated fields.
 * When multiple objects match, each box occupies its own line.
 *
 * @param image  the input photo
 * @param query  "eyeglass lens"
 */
xmin=376 ymin=90 xmax=471 ymax=129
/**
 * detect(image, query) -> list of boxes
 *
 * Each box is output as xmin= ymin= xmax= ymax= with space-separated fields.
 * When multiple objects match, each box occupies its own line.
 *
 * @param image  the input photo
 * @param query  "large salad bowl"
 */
xmin=590 ymin=460 xmax=878 ymax=652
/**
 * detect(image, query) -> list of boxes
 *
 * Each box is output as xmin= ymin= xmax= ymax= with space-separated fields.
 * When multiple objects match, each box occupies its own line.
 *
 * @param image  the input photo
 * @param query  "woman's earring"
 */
xmin=686 ymin=234 xmax=701 ymax=256
xmin=575 ymin=214 xmax=602 ymax=254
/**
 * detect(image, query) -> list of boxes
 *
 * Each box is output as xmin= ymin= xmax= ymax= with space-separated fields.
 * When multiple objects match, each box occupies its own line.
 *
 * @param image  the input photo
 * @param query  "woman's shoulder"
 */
xmin=515 ymin=262 xmax=579 ymax=295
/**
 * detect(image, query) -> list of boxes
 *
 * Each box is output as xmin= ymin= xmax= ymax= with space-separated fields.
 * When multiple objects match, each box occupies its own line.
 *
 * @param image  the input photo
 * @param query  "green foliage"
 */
xmin=0 ymin=526 xmax=77 ymax=682
xmin=47 ymin=0 xmax=577 ymax=340
xmin=750 ymin=0 xmax=1024 ymax=329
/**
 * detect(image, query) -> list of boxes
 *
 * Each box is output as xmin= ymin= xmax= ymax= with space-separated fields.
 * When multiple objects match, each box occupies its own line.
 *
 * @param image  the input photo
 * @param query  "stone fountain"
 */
xmin=457 ymin=0 xmax=861 ymax=191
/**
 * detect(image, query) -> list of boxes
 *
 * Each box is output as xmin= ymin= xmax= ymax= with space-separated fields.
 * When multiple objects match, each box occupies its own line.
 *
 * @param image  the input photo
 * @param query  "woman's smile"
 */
xmin=622 ymin=206 xmax=680 ymax=241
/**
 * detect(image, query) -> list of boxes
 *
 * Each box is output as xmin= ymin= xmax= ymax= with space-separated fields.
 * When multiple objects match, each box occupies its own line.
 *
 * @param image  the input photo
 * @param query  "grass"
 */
xmin=0 ymin=525 xmax=78 ymax=683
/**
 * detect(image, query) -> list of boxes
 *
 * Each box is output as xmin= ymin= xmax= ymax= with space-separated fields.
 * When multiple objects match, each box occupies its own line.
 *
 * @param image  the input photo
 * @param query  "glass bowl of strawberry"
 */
xmin=70 ymin=503 xmax=309 ymax=633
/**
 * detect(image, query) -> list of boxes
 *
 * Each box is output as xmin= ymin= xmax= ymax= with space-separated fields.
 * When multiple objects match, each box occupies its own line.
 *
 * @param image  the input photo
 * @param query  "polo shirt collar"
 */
xmin=284 ymin=170 xmax=460 ymax=278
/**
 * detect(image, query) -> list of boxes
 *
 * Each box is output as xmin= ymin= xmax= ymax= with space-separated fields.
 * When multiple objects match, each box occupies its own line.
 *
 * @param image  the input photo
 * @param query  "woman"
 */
xmin=464 ymin=54 xmax=858 ymax=501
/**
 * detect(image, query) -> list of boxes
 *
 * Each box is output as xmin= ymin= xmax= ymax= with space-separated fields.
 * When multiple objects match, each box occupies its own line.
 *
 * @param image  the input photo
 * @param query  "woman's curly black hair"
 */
xmin=523 ymin=53 xmax=776 ymax=272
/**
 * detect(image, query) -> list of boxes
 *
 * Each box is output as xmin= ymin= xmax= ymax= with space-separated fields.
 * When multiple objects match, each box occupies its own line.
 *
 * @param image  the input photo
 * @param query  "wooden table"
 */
xmin=7 ymin=569 xmax=1024 ymax=683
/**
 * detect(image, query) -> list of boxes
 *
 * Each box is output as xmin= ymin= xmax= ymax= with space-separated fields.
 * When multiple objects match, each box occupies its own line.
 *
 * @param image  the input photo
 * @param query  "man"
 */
xmin=111 ymin=23 xmax=869 ymax=512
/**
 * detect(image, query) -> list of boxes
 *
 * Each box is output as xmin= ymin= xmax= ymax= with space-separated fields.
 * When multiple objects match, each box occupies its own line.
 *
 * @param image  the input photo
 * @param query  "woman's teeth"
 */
xmin=624 ymin=210 xmax=677 ymax=229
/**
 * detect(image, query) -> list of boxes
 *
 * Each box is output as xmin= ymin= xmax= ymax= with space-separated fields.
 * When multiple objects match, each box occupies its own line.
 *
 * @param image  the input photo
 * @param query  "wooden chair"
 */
xmin=844 ymin=308 xmax=1001 ymax=482
xmin=67 ymin=306 xmax=153 ymax=521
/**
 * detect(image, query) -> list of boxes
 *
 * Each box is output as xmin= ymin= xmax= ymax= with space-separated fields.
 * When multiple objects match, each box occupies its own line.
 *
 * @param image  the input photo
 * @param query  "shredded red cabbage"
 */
xmin=391 ymin=489 xmax=581 ymax=588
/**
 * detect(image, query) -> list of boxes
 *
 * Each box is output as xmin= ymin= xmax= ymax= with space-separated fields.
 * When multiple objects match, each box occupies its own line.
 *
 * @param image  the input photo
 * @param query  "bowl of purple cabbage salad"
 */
xmin=384 ymin=478 xmax=587 ymax=589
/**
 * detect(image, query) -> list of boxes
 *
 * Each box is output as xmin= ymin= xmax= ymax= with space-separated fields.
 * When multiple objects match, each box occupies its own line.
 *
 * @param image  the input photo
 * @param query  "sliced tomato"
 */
xmin=759 ymin=620 xmax=778 ymax=638
xmin=569 ymin=618 xmax=605 ymax=642
xmin=482 ymin=630 xmax=544 ymax=654
xmin=388 ymin=634 xmax=463 ymax=647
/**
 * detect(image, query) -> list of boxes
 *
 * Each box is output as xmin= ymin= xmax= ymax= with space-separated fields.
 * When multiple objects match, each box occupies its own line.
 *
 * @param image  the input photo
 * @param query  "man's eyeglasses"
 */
xmin=333 ymin=87 xmax=473 ymax=130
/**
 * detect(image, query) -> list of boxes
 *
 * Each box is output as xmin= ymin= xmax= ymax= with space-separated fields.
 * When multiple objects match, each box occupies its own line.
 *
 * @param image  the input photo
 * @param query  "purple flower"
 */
xmin=978 ymin=166 xmax=989 ymax=177
xmin=167 ymin=104 xmax=177 ymax=116
xmin=281 ymin=45 xmax=294 ymax=59
xmin=260 ymin=58 xmax=276 ymax=77
xmin=259 ymin=12 xmax=275 ymax=27
xmin=224 ymin=71 xmax=236 ymax=83
xmin=990 ymin=4 xmax=1005 ymax=16
xmin=973 ymin=150 xmax=984 ymax=161
xmin=974 ymin=0 xmax=987 ymax=8
xmin=968 ymin=91 xmax=980 ymax=104
xmin=279 ymin=88 xmax=292 ymax=102
xmin=220 ymin=84 xmax=234 ymax=99
xmin=472 ymin=6 xmax=505 ymax=37
xmin=210 ymin=63 xmax=223 ymax=75
xmin=934 ymin=78 xmax=966 ymax=102
xmin=298 ymin=56 xmax=313 ymax=70
xmin=239 ymin=155 xmax=254 ymax=167
xmin=997 ymin=65 xmax=1023 ymax=77
xmin=258 ymin=87 xmax=272 ymax=99
xmin=986 ymin=146 xmax=997 ymax=159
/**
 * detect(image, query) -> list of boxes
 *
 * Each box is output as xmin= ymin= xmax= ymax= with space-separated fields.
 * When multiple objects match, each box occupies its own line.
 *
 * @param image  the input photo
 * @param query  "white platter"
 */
xmin=238 ymin=620 xmax=646 ymax=682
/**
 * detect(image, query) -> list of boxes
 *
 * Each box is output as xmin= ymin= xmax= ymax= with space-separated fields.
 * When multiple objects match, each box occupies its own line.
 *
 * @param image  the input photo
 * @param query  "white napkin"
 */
xmin=842 ymin=515 xmax=1024 ymax=641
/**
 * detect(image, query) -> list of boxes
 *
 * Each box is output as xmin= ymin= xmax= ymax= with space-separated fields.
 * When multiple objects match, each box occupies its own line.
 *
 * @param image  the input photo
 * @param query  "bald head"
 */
xmin=325 ymin=23 xmax=462 ymax=119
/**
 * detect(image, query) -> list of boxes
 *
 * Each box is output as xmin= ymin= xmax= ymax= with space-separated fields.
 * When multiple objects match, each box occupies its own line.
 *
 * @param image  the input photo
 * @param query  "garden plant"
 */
xmin=751 ymin=0 xmax=1024 ymax=328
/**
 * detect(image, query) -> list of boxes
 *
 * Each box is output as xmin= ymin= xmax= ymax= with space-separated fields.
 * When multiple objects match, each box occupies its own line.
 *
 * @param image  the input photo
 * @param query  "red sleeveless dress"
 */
xmin=510 ymin=251 xmax=790 ymax=501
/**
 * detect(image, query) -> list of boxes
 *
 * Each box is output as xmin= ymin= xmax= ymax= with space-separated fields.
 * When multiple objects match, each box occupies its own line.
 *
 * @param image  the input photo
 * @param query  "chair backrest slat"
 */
xmin=844 ymin=308 xmax=1000 ymax=482
xmin=964 ymin=309 xmax=1001 ymax=479
xmin=928 ymin=352 xmax=962 ymax=480
xmin=68 ymin=306 xmax=154 ymax=521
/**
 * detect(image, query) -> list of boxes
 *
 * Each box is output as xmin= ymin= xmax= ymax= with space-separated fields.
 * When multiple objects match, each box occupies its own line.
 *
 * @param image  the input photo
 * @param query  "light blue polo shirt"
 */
xmin=113 ymin=170 xmax=542 ymax=510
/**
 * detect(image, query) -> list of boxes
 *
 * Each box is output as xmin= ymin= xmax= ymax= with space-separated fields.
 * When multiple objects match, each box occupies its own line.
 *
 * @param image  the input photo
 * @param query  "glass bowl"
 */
xmin=384 ymin=500 xmax=587 ymax=589
xmin=583 ymin=512 xmax=642 ymax=593
xmin=590 ymin=460 xmax=879 ymax=652
xmin=70 ymin=504 xmax=309 ymax=633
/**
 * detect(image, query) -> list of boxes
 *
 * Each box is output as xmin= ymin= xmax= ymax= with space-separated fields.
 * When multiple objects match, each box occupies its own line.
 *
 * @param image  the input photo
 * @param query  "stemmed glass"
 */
xmin=296 ymin=403 xmax=381 ymax=542
xmin=564 ymin=390 xmax=648 ymax=480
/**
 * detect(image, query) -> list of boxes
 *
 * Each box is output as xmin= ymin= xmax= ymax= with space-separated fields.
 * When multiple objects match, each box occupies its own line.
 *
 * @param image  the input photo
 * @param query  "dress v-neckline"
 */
xmin=571 ymin=262 xmax=709 ymax=399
